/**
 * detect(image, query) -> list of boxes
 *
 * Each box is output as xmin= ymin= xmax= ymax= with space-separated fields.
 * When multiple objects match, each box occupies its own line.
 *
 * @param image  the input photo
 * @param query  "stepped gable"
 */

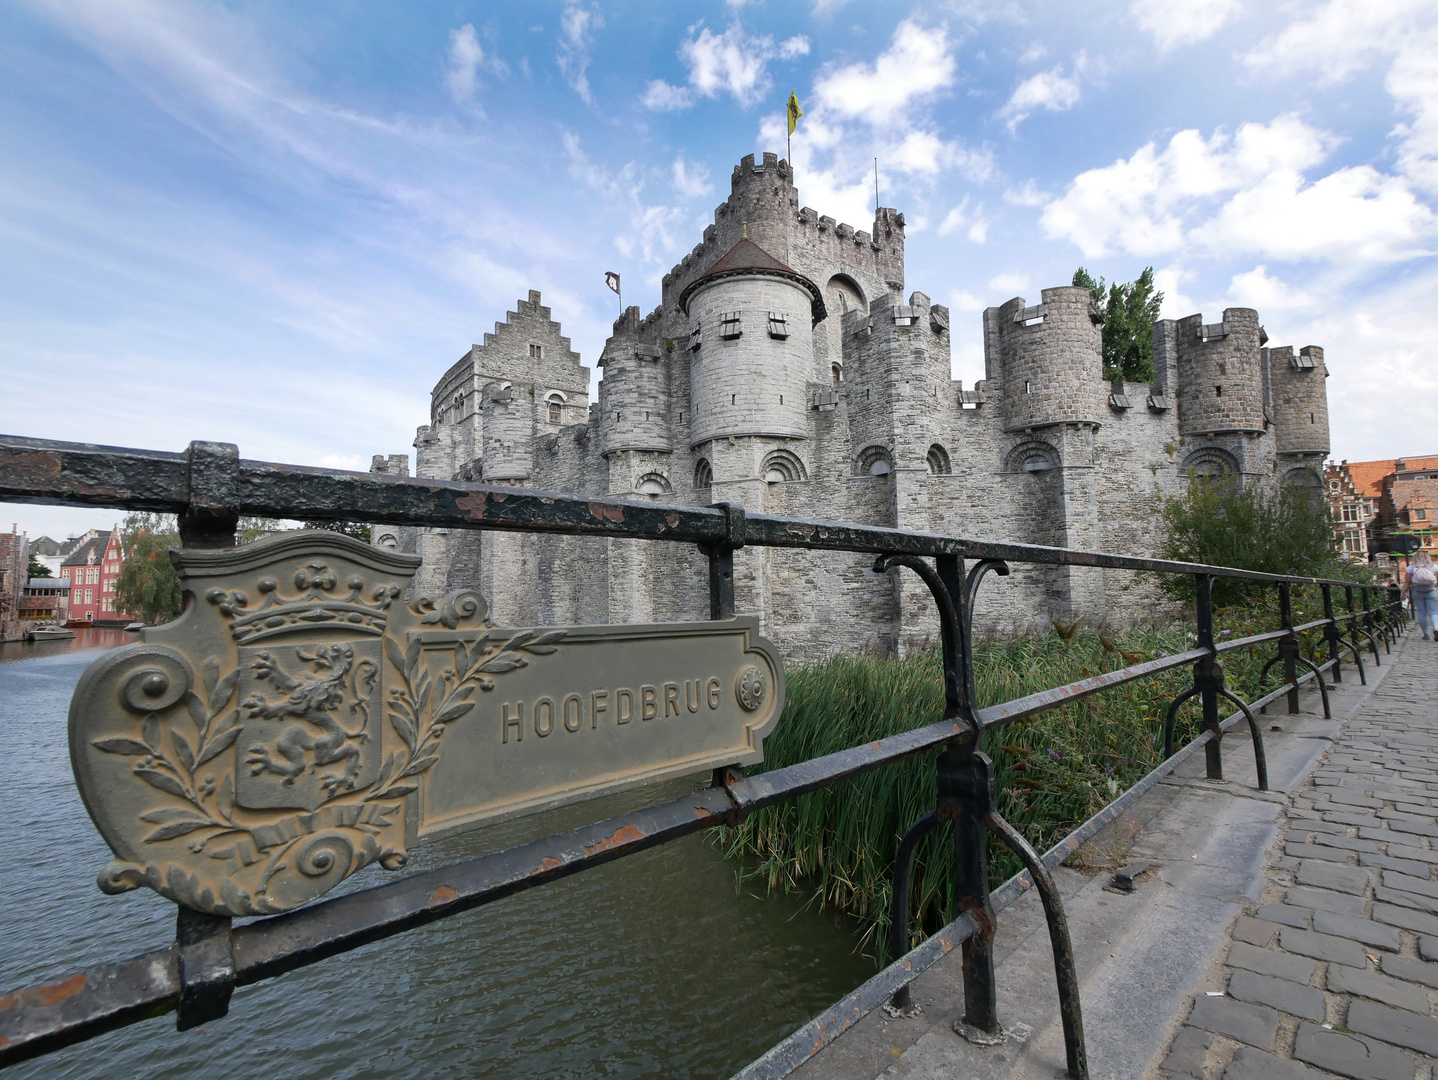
xmin=677 ymin=237 xmax=826 ymax=323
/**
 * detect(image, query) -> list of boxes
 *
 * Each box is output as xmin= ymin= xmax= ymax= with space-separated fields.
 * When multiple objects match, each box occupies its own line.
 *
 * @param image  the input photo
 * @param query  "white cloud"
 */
xmin=1223 ymin=266 xmax=1314 ymax=311
xmin=937 ymin=197 xmax=989 ymax=242
xmin=999 ymin=57 xmax=1083 ymax=131
xmin=988 ymin=272 xmax=1029 ymax=294
xmin=1131 ymin=0 xmax=1243 ymax=53
xmin=1039 ymin=114 xmax=1435 ymax=264
xmin=948 ymin=289 xmax=987 ymax=311
xmin=813 ymin=20 xmax=956 ymax=121
xmin=1244 ymin=0 xmax=1438 ymax=194
xmin=646 ymin=22 xmax=808 ymax=110
xmin=672 ymin=154 xmax=713 ymax=198
xmin=641 ymin=80 xmax=693 ymax=111
xmin=557 ymin=2 xmax=600 ymax=105
xmin=1152 ymin=265 xmax=1198 ymax=319
xmin=1004 ymin=179 xmax=1050 ymax=206
xmin=445 ymin=25 xmax=484 ymax=104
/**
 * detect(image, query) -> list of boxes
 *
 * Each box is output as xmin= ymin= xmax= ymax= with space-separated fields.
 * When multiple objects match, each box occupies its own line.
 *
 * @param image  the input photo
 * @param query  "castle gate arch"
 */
xmin=1180 ymin=446 xmax=1240 ymax=483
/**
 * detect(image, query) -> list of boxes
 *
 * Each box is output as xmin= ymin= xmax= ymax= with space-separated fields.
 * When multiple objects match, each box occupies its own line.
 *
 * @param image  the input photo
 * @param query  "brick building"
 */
xmin=372 ymin=151 xmax=1334 ymax=658
xmin=18 ymin=578 xmax=70 ymax=624
xmin=1326 ymin=456 xmax=1438 ymax=572
xmin=0 ymin=525 xmax=27 ymax=641
xmin=60 ymin=527 xmax=129 ymax=625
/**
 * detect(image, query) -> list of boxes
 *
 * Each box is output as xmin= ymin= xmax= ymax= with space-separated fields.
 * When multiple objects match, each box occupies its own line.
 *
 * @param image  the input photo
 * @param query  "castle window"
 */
xmin=1218 ymin=363 xmax=1226 ymax=375
xmin=1024 ymin=381 xmax=1031 ymax=394
xmin=720 ymin=312 xmax=742 ymax=340
xmin=761 ymin=450 xmax=806 ymax=483
xmin=1215 ymin=385 xmax=1222 ymax=397
xmin=636 ymin=473 xmax=672 ymax=498
xmin=779 ymin=395 xmax=783 ymax=405
xmin=731 ymin=394 xmax=736 ymax=405
xmin=767 ymin=313 xmax=789 ymax=339
xmin=1310 ymin=412 xmax=1315 ymax=424
xmin=831 ymin=363 xmax=842 ymax=383
xmin=688 ymin=324 xmax=702 ymax=351
xmin=856 ymin=445 xmax=891 ymax=477
xmin=529 ymin=344 xmax=543 ymax=359
xmin=694 ymin=459 xmax=712 ymax=490
xmin=926 ymin=444 xmax=952 ymax=475
xmin=548 ymin=401 xmax=562 ymax=423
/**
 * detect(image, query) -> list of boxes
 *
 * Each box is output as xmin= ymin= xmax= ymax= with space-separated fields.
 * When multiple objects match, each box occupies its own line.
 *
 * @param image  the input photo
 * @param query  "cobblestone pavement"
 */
xmin=1159 ymin=635 xmax=1438 ymax=1080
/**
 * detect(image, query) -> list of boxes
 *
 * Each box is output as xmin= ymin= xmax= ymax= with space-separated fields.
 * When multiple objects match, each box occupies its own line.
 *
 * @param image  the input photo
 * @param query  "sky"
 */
xmin=2 ymin=0 xmax=1436 ymax=542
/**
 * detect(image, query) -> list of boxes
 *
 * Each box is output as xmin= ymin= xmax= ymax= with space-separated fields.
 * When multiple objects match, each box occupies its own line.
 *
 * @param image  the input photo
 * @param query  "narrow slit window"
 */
xmin=1215 ymin=385 xmax=1222 ymax=397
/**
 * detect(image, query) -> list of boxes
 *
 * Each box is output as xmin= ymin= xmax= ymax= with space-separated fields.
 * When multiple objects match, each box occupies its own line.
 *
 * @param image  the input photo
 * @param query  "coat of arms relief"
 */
xmin=70 ymin=532 xmax=564 ymax=917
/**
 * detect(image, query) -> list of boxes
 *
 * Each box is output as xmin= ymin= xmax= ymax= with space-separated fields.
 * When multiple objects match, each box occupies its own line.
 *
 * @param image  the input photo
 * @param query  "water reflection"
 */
xmin=0 ymin=635 xmax=871 ymax=1080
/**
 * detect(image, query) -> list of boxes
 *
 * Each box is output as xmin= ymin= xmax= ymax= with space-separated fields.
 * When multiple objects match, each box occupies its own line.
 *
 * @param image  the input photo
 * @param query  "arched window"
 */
xmin=548 ymin=401 xmax=562 ymax=423
xmin=693 ymin=458 xmax=713 ymax=490
xmin=1005 ymin=441 xmax=1061 ymax=474
xmin=1180 ymin=446 xmax=1240 ymax=483
xmin=761 ymin=449 xmax=807 ymax=484
xmin=831 ymin=363 xmax=843 ymax=383
xmin=856 ymin=445 xmax=891 ymax=476
xmin=636 ymin=472 xmax=672 ymax=498
xmin=376 ymin=532 xmax=399 ymax=552
xmin=926 ymin=444 xmax=951 ymax=475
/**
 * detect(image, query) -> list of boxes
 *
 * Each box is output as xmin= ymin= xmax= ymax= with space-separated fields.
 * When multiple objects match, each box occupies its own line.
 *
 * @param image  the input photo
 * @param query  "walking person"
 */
xmin=1405 ymin=551 xmax=1438 ymax=640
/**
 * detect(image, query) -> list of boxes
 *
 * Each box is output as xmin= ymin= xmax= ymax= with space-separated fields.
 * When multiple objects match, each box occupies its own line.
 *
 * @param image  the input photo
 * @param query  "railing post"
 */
xmin=1278 ymin=582 xmax=1300 ymax=715
xmin=1321 ymin=584 xmax=1342 ymax=684
xmin=704 ymin=502 xmax=745 ymax=620
xmin=178 ymin=441 xmax=240 ymax=549
xmin=940 ymin=745 xmax=999 ymax=1038
xmin=175 ymin=907 xmax=235 ymax=1030
xmin=1195 ymin=574 xmax=1223 ymax=780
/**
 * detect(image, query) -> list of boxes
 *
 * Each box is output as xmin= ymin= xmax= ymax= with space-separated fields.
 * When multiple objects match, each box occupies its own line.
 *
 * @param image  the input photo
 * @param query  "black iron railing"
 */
xmin=0 ymin=435 xmax=1407 ymax=1079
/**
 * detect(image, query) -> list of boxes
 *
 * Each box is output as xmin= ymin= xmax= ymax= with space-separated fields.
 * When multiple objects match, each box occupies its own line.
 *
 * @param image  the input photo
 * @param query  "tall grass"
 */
xmin=717 ymin=594 xmax=1350 ymax=962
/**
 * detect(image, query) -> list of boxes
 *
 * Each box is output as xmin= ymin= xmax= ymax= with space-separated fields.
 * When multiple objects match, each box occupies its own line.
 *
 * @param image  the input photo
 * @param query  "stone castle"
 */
xmin=371 ymin=151 xmax=1332 ymax=659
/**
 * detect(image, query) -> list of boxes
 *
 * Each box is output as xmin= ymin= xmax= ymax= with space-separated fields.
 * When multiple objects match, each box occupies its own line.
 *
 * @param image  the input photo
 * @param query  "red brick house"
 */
xmin=61 ymin=526 xmax=130 ymax=625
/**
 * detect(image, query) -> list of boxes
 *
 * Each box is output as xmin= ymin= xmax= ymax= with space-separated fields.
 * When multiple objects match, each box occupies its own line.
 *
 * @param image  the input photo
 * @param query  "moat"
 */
xmin=0 ymin=633 xmax=871 ymax=1080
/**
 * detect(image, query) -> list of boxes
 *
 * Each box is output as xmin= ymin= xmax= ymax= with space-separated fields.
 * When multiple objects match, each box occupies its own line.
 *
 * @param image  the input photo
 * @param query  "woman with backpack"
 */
xmin=1405 ymin=550 xmax=1438 ymax=639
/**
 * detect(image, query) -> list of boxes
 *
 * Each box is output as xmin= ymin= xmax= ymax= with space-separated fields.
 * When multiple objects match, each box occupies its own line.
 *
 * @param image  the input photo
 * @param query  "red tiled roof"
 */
xmin=1340 ymin=457 xmax=1438 ymax=500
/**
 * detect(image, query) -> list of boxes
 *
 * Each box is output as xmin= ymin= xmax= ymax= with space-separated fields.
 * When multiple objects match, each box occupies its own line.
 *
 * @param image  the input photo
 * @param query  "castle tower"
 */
xmin=1165 ymin=308 xmax=1271 ymax=482
xmin=984 ymin=285 xmax=1106 ymax=623
xmin=479 ymin=381 xmax=534 ymax=484
xmin=1268 ymin=344 xmax=1330 ymax=493
xmin=597 ymin=307 xmax=673 ymax=458
xmin=681 ymin=238 xmax=822 ymax=448
xmin=990 ymin=286 xmax=1105 ymax=433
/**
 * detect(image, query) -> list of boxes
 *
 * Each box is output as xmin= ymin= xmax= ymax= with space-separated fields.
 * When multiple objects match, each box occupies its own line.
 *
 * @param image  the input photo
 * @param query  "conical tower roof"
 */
xmin=678 ymin=238 xmax=826 ymax=323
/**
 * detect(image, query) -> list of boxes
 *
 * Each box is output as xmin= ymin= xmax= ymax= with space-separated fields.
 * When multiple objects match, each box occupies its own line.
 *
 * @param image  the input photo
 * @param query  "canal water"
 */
xmin=0 ymin=632 xmax=872 ymax=1079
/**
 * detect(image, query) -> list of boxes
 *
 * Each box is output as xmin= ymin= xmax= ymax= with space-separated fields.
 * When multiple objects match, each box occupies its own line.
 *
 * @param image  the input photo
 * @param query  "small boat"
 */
xmin=124 ymin=622 xmax=144 ymax=632
xmin=26 ymin=624 xmax=76 ymax=641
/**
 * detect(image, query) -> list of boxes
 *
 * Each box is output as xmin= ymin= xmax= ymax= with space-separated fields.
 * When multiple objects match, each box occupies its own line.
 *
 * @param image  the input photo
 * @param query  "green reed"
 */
xmin=715 ymin=592 xmax=1346 ymax=962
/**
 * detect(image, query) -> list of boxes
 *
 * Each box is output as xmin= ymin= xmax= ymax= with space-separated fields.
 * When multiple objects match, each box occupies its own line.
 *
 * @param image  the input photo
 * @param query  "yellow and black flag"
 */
xmin=786 ymin=90 xmax=803 ymax=135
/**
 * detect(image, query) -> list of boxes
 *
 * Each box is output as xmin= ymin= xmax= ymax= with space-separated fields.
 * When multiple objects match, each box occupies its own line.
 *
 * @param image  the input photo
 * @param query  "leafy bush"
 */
xmin=1158 ymin=475 xmax=1362 ymax=606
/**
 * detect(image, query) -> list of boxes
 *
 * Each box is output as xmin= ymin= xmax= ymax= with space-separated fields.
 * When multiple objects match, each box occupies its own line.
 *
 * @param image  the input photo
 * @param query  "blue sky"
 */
xmin=3 ymin=0 xmax=1436 ymax=542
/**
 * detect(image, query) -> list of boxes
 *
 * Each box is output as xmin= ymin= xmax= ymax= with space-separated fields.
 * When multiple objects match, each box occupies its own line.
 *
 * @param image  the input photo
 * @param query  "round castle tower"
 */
xmin=994 ymin=285 xmax=1105 ymax=432
xmin=598 ymin=307 xmax=673 ymax=456
xmin=680 ymin=237 xmax=824 ymax=447
xmin=1174 ymin=308 xmax=1266 ymax=436
xmin=480 ymin=381 xmax=533 ymax=484
xmin=1267 ymin=345 xmax=1330 ymax=454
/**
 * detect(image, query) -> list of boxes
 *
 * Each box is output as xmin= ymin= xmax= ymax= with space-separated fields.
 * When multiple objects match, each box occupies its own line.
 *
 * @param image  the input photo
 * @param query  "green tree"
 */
xmin=1073 ymin=266 xmax=1165 ymax=384
xmin=113 ymin=513 xmax=182 ymax=626
xmin=237 ymin=516 xmax=286 ymax=545
xmin=28 ymin=554 xmax=52 ymax=578
xmin=301 ymin=520 xmax=372 ymax=543
xmin=1159 ymin=476 xmax=1357 ymax=606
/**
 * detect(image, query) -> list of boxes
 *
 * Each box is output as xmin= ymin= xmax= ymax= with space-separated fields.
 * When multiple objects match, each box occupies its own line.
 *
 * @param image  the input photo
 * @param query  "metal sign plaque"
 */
xmin=68 ymin=532 xmax=783 ymax=916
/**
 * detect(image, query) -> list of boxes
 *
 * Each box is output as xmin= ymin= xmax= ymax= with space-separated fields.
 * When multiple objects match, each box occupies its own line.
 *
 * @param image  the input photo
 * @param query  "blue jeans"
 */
xmin=1415 ymin=589 xmax=1438 ymax=635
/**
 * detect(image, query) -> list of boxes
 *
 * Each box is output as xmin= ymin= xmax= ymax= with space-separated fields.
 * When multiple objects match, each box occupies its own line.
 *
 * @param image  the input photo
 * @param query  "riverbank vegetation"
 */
xmin=716 ymin=589 xmax=1373 ymax=963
